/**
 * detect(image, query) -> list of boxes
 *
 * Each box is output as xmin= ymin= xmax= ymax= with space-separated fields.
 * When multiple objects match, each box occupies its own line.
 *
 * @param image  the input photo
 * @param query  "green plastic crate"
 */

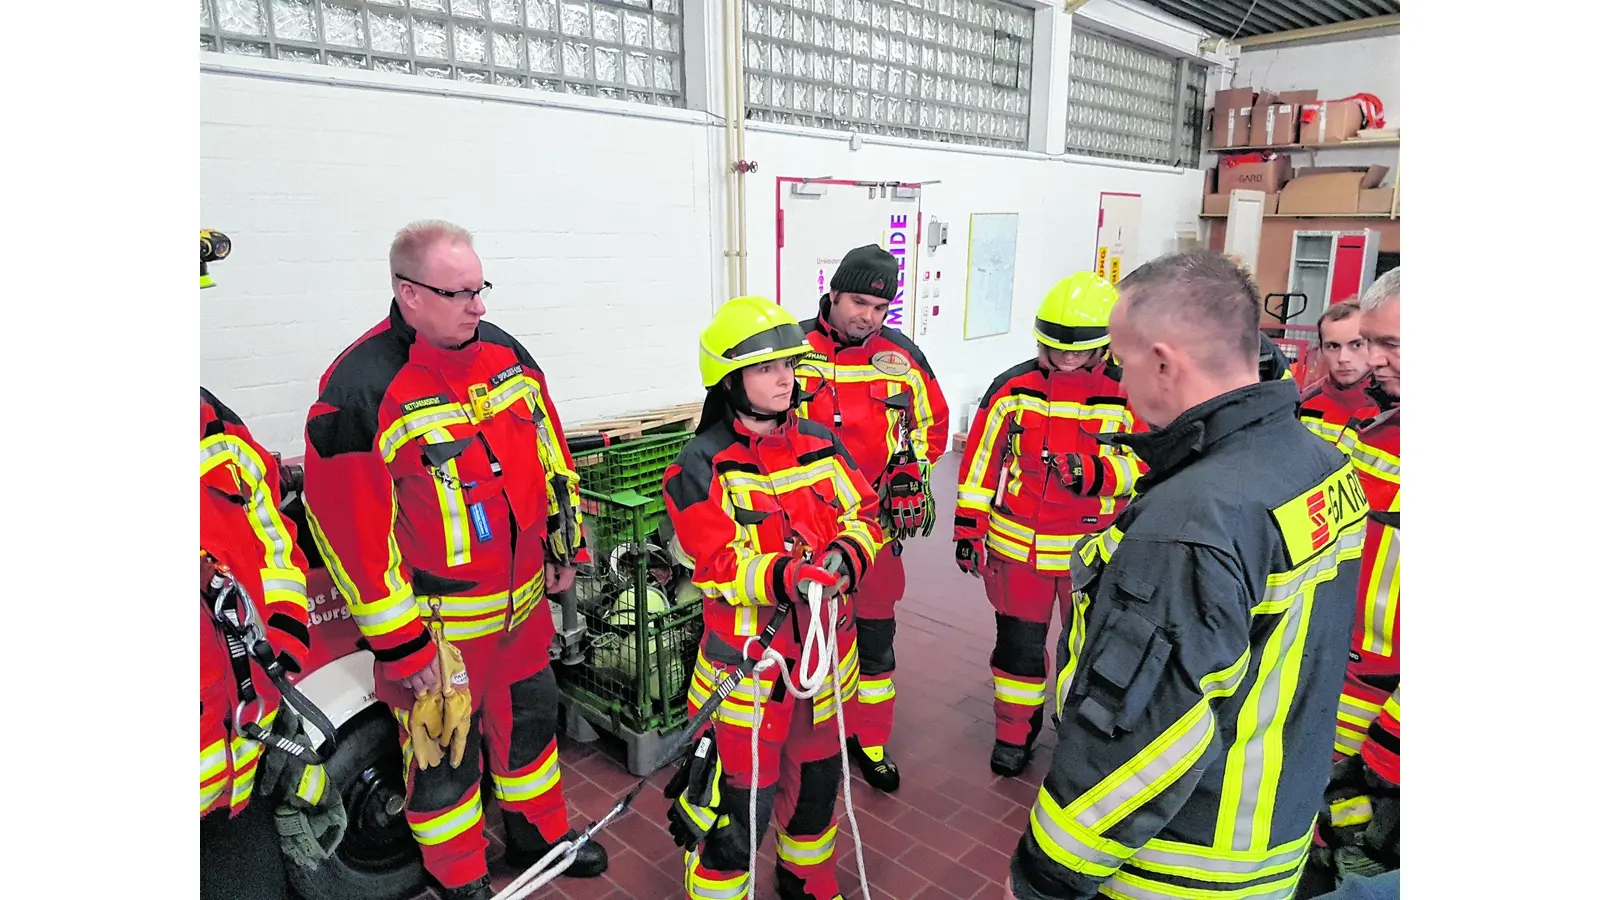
xmin=575 ymin=431 xmax=693 ymax=554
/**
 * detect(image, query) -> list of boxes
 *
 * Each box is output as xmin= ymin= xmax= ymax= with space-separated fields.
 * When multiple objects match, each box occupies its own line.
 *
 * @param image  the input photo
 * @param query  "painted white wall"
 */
xmin=201 ymin=1 xmax=1212 ymax=456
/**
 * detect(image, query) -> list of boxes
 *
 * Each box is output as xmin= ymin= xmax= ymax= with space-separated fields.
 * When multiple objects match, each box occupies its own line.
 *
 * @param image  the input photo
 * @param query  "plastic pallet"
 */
xmin=560 ymin=697 xmax=693 ymax=777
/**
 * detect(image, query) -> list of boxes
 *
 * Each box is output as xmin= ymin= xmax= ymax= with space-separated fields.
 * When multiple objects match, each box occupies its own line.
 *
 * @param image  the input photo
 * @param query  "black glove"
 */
xmin=1055 ymin=452 xmax=1087 ymax=494
xmin=955 ymin=539 xmax=984 ymax=577
xmin=664 ymin=730 xmax=724 ymax=850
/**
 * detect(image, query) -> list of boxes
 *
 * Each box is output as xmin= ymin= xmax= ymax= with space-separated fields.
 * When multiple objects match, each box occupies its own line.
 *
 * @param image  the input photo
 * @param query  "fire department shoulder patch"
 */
xmin=1271 ymin=460 xmax=1370 ymax=568
xmin=871 ymin=350 xmax=912 ymax=376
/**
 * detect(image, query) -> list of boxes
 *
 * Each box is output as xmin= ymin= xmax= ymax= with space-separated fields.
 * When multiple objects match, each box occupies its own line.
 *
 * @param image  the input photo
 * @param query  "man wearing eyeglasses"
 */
xmin=300 ymin=220 xmax=608 ymax=900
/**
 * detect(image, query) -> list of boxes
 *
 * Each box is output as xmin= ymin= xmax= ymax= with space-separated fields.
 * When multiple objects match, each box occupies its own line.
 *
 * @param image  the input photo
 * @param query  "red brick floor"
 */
xmin=411 ymin=462 xmax=1057 ymax=900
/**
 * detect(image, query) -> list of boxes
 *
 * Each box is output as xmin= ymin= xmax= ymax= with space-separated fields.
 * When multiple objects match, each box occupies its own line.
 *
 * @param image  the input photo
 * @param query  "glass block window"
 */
xmin=1065 ymin=25 xmax=1205 ymax=168
xmin=200 ymin=0 xmax=686 ymax=107
xmin=742 ymin=0 xmax=1035 ymax=149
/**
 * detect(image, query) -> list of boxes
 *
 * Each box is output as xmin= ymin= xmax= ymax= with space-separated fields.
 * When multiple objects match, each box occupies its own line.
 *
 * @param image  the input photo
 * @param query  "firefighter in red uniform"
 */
xmin=663 ymin=295 xmax=884 ymax=900
xmin=200 ymin=229 xmax=323 ymax=900
xmin=1299 ymin=299 xmax=1373 ymax=452
xmin=795 ymin=244 xmax=949 ymax=793
xmin=1311 ymin=268 xmax=1401 ymax=890
xmin=952 ymin=272 xmax=1144 ymax=778
xmin=300 ymin=221 xmax=607 ymax=900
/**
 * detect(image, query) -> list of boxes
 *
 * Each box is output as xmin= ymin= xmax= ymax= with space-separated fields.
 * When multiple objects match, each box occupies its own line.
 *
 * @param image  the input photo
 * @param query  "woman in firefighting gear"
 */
xmin=200 ymin=232 xmax=322 ymax=900
xmin=300 ymin=221 xmax=607 ymax=900
xmin=1006 ymin=250 xmax=1369 ymax=900
xmin=662 ymin=294 xmax=884 ymax=900
xmin=953 ymin=272 xmax=1143 ymax=779
xmin=796 ymin=244 xmax=950 ymax=793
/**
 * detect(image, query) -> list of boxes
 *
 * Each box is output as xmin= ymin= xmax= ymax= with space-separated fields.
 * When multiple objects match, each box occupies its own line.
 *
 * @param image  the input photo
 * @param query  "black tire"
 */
xmin=287 ymin=707 xmax=425 ymax=900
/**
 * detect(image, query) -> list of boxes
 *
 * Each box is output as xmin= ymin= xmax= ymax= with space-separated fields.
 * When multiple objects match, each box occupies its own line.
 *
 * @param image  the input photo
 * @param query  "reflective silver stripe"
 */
xmin=1030 ymin=802 xmax=1128 ymax=875
xmin=1071 ymin=658 xmax=1247 ymax=830
xmin=379 ymin=406 xmax=471 ymax=461
xmin=411 ymin=791 xmax=483 ymax=844
xmin=438 ymin=457 xmax=471 ymax=567
xmin=688 ymin=870 xmax=750 ymax=900
xmin=1135 ymin=832 xmax=1310 ymax=877
xmin=492 ymin=755 xmax=561 ymax=802
xmin=1258 ymin=528 xmax=1363 ymax=611
xmin=200 ymin=743 xmax=229 ymax=779
xmin=440 ymin=593 xmax=510 ymax=616
xmin=260 ymin=577 xmax=305 ymax=596
xmin=1350 ymin=443 xmax=1400 ymax=479
xmin=1365 ymin=529 xmax=1399 ymax=656
xmin=442 ymin=616 xmax=507 ymax=642
xmin=1229 ymin=578 xmax=1313 ymax=851
xmin=350 ymin=592 xmax=419 ymax=634
xmin=777 ymin=825 xmax=837 ymax=865
xmin=1104 ymin=870 xmax=1299 ymax=900
xmin=201 ymin=437 xmax=293 ymax=570
xmin=957 ymin=487 xmax=995 ymax=504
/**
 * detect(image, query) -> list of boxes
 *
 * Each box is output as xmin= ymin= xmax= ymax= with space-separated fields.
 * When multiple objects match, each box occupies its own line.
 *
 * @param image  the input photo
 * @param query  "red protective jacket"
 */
xmin=1335 ymin=397 xmax=1400 ymax=760
xmin=1298 ymin=374 xmax=1375 ymax=451
xmin=953 ymin=358 xmax=1145 ymax=573
xmin=301 ymin=303 xmax=586 ymax=683
xmin=201 ymin=388 xmax=312 ymax=819
xmin=796 ymin=300 xmax=950 ymax=490
xmin=663 ymin=410 xmax=883 ymax=661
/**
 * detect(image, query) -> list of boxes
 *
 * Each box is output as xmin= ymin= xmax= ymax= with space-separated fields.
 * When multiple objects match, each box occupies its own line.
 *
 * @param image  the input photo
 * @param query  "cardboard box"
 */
xmin=1358 ymin=187 xmax=1398 ymax=215
xmin=1203 ymin=191 xmax=1279 ymax=216
xmin=1251 ymin=96 xmax=1299 ymax=146
xmin=1277 ymin=166 xmax=1390 ymax=215
xmin=1217 ymin=155 xmax=1293 ymax=194
xmin=1211 ymin=87 xmax=1258 ymax=148
xmin=1277 ymin=89 xmax=1319 ymax=105
xmin=1300 ymin=99 xmax=1363 ymax=145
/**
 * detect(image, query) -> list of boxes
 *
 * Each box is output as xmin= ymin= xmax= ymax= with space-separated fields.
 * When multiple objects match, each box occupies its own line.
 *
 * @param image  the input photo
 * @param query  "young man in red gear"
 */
xmin=300 ymin=221 xmax=607 ymax=900
xmin=952 ymin=272 xmax=1144 ymax=778
xmin=795 ymin=244 xmax=949 ymax=793
xmin=1299 ymin=300 xmax=1374 ymax=452
xmin=663 ymin=294 xmax=883 ymax=900
xmin=200 ymin=231 xmax=317 ymax=900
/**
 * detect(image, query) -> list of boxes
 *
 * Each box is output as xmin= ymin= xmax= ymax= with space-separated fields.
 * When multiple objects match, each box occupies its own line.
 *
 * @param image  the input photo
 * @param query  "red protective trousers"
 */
xmin=845 ymin=548 xmax=904 ymax=747
xmin=386 ymin=572 xmax=570 ymax=890
xmin=981 ymin=556 xmax=1074 ymax=747
xmin=683 ymin=625 xmax=859 ymax=900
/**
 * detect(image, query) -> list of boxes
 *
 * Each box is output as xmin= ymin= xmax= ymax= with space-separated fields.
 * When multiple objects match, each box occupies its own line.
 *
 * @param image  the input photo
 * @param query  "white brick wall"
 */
xmin=201 ymin=4 xmax=1211 ymax=455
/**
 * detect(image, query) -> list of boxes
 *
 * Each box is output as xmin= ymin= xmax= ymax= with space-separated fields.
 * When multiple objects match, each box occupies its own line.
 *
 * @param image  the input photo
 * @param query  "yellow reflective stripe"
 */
xmin=722 ymin=456 xmax=842 ymax=496
xmin=989 ymin=511 xmax=1035 ymax=545
xmin=1329 ymin=796 xmax=1373 ymax=829
xmin=1359 ymin=522 xmax=1399 ymax=656
xmin=1349 ymin=441 xmax=1399 ymax=482
xmin=410 ymin=787 xmax=485 ymax=846
xmin=1132 ymin=829 xmax=1312 ymax=884
xmin=1380 ymin=687 xmax=1400 ymax=722
xmin=959 ymin=397 xmax=1020 ymax=507
xmin=986 ymin=531 xmax=1031 ymax=563
xmin=492 ymin=752 xmax=562 ymax=802
xmin=1218 ymin=534 xmax=1358 ymax=852
xmin=776 ymin=824 xmax=838 ymax=866
xmin=733 ymin=553 xmax=777 ymax=607
xmin=687 ymin=847 xmax=750 ymax=900
xmin=296 ymin=763 xmax=328 ymax=806
xmin=201 ymin=780 xmax=227 ymax=813
xmin=1029 ymin=789 xmax=1133 ymax=878
xmin=1054 ymin=651 xmax=1251 ymax=834
xmin=1103 ymin=865 xmax=1301 ymax=899
xmin=435 ymin=454 xmax=472 ymax=567
xmin=814 ymin=644 xmax=860 ymax=721
xmin=1055 ymin=590 xmax=1092 ymax=717
xmin=1103 ymin=451 xmax=1140 ymax=496
xmin=303 ymin=487 xmax=410 ymax=609
xmin=856 ymin=675 xmax=896 ymax=704
xmin=200 ymin=434 xmax=300 ymax=575
xmin=200 ymin=741 xmax=229 ymax=782
xmin=378 ymin=404 xmax=473 ymax=463
xmin=994 ymin=675 xmax=1047 ymax=707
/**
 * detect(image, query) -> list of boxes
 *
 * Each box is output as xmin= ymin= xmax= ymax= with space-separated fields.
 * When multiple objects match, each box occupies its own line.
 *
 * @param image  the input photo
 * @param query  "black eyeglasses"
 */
xmin=395 ymin=273 xmax=493 ymax=302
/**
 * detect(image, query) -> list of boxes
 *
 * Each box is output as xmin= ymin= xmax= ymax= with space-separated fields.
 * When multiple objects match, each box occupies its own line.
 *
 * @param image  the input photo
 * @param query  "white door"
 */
xmin=776 ymin=179 xmax=922 ymax=336
xmin=1095 ymin=192 xmax=1143 ymax=283
xmin=1223 ymin=190 xmax=1269 ymax=280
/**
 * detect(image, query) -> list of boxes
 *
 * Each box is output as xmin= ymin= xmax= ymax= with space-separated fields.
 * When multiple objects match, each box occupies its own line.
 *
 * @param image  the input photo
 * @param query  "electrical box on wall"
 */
xmin=925 ymin=217 xmax=949 ymax=252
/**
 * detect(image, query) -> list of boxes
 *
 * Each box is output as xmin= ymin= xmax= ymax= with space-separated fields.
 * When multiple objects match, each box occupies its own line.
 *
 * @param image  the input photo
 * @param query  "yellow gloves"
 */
xmin=408 ymin=621 xmax=473 ymax=770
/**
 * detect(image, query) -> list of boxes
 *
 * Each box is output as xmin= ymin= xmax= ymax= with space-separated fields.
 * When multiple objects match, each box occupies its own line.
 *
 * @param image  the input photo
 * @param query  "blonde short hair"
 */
xmin=389 ymin=219 xmax=474 ymax=279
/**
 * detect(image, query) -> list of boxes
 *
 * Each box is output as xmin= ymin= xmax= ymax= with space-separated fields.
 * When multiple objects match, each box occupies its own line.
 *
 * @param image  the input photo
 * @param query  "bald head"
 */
xmin=1115 ymin=249 xmax=1262 ymax=379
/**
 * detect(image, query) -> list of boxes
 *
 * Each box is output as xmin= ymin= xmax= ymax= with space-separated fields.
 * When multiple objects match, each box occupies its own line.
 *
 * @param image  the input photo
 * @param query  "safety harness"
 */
xmin=201 ymin=552 xmax=337 ymax=767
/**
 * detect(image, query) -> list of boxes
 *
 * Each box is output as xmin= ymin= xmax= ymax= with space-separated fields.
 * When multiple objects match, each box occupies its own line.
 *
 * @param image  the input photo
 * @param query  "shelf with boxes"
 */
xmin=1201 ymin=87 xmax=1399 ymax=220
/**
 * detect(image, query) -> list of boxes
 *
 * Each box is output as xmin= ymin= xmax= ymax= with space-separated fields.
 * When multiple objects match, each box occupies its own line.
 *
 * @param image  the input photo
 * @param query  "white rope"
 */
xmin=741 ymin=581 xmax=872 ymax=900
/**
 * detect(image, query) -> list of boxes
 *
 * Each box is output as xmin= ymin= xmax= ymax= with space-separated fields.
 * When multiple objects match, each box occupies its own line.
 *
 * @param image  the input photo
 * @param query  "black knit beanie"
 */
xmin=829 ymin=245 xmax=900 ymax=303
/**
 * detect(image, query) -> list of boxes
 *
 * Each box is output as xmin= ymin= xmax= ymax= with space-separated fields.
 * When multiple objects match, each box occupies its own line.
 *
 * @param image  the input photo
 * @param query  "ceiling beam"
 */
xmin=1234 ymin=13 xmax=1399 ymax=48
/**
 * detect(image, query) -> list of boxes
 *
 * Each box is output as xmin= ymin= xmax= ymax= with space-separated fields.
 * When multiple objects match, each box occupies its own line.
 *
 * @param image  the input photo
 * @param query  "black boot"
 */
xmin=992 ymin=707 xmax=1044 ymax=777
xmin=502 ymin=811 xmax=609 ymax=878
xmin=440 ymin=875 xmax=494 ymax=900
xmin=847 ymin=735 xmax=900 ymax=793
xmin=990 ymin=739 xmax=1033 ymax=777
